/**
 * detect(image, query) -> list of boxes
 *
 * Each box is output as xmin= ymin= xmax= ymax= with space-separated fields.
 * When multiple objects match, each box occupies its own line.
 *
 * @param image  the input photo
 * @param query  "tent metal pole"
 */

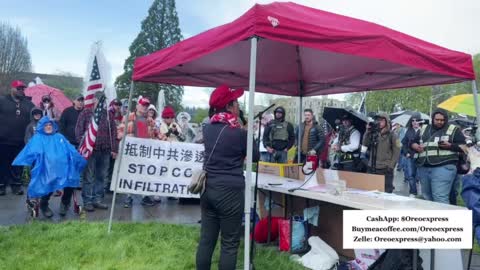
xmin=472 ymin=80 xmax=480 ymax=125
xmin=244 ymin=36 xmax=258 ymax=270
xmin=295 ymin=46 xmax=304 ymax=164
xmin=108 ymin=81 xmax=135 ymax=234
xmin=298 ymin=96 xmax=302 ymax=163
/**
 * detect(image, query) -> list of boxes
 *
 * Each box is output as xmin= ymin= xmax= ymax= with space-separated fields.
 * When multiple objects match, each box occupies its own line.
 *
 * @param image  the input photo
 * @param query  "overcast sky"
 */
xmin=2 ymin=0 xmax=479 ymax=107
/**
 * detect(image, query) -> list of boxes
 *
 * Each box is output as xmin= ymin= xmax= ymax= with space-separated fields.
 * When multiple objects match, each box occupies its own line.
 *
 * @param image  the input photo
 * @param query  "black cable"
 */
xmin=301 ymin=158 xmax=317 ymax=176
xmin=288 ymin=173 xmax=316 ymax=193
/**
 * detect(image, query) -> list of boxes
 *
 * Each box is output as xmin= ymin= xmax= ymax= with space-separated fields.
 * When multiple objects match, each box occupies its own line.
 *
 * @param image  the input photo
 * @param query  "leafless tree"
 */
xmin=0 ymin=22 xmax=32 ymax=94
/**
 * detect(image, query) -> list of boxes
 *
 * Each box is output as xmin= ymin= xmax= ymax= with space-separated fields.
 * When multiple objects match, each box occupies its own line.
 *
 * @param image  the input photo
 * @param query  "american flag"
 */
xmin=79 ymin=95 xmax=107 ymax=159
xmin=84 ymin=56 xmax=103 ymax=108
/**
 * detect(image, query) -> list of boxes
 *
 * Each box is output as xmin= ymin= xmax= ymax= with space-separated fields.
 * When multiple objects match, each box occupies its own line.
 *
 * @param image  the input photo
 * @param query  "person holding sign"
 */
xmin=122 ymin=97 xmax=158 ymax=207
xmin=196 ymin=85 xmax=259 ymax=270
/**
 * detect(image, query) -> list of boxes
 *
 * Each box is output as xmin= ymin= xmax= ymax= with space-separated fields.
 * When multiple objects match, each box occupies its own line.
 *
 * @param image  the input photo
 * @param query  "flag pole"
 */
xmin=108 ymin=81 xmax=135 ymax=234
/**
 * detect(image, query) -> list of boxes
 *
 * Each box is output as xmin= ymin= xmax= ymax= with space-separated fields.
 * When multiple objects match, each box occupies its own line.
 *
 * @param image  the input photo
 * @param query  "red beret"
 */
xmin=209 ymin=85 xmax=244 ymax=109
xmin=162 ymin=106 xmax=175 ymax=118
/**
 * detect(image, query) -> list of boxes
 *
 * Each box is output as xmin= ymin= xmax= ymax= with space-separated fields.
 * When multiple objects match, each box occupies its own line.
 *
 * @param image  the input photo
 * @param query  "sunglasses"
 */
xmin=411 ymin=119 xmax=420 ymax=122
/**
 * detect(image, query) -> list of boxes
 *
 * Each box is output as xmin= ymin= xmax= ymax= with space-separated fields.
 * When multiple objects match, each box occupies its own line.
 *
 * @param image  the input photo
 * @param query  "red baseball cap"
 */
xmin=11 ymin=80 xmax=26 ymax=89
xmin=209 ymin=85 xmax=244 ymax=109
xmin=138 ymin=97 xmax=150 ymax=106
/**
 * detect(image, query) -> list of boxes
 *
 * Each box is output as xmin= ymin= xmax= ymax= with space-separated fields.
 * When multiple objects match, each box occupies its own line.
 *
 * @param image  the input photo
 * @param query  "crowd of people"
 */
xmin=255 ymin=104 xmax=470 ymax=207
xmin=0 ymin=80 xmax=200 ymax=216
xmin=0 ymin=80 xmax=473 ymax=270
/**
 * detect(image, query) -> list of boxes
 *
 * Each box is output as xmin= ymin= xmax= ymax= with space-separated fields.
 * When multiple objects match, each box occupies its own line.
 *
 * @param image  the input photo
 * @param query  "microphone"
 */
xmin=254 ymin=103 xmax=276 ymax=120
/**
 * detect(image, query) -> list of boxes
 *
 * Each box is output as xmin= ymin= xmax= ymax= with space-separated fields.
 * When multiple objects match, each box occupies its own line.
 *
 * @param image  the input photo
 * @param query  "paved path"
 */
xmin=0 ymin=192 xmax=201 ymax=226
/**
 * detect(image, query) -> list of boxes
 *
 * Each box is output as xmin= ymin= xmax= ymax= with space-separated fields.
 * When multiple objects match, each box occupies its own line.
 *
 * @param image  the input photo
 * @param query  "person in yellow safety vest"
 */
xmin=410 ymin=109 xmax=466 ymax=204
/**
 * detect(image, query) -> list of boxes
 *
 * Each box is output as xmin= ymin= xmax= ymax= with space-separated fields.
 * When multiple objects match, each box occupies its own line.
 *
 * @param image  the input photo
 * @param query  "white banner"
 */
xmin=110 ymin=137 xmax=204 ymax=198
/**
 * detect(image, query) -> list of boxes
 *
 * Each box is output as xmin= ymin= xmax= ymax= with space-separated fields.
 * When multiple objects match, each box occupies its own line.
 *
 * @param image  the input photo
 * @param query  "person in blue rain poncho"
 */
xmin=13 ymin=116 xmax=87 ymax=217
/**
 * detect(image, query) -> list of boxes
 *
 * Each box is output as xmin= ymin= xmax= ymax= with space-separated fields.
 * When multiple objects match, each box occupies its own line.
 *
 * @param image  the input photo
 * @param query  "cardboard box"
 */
xmin=257 ymin=162 xmax=302 ymax=218
xmin=257 ymin=162 xmax=301 ymax=179
xmin=316 ymin=169 xmax=385 ymax=192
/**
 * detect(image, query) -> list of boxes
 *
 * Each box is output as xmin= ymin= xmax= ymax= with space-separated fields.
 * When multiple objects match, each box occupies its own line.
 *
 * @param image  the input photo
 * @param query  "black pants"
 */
xmin=335 ymin=161 xmax=355 ymax=172
xmin=40 ymin=187 xmax=74 ymax=209
xmin=0 ymin=144 xmax=23 ymax=190
xmin=105 ymin=157 xmax=115 ymax=189
xmin=196 ymin=185 xmax=244 ymax=270
xmin=368 ymin=167 xmax=394 ymax=193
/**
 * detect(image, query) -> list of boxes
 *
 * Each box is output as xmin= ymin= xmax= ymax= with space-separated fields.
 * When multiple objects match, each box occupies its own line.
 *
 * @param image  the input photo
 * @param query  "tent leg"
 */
xmin=297 ymin=96 xmax=303 ymax=163
xmin=472 ymin=80 xmax=480 ymax=132
xmin=244 ymin=36 xmax=258 ymax=270
xmin=108 ymin=81 xmax=135 ymax=234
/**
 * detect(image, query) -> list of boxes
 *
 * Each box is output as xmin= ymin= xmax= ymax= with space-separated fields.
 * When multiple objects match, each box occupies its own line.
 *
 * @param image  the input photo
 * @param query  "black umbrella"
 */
xmin=390 ymin=110 xmax=430 ymax=121
xmin=449 ymin=117 xmax=475 ymax=128
xmin=322 ymin=106 xmax=368 ymax=135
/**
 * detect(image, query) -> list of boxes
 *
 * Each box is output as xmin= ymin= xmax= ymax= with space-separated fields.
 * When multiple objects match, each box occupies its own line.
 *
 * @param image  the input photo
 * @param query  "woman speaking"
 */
xmin=196 ymin=85 xmax=259 ymax=270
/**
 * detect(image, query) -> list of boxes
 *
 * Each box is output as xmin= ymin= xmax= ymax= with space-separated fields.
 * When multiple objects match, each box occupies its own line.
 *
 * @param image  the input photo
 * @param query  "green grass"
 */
xmin=0 ymin=222 xmax=303 ymax=270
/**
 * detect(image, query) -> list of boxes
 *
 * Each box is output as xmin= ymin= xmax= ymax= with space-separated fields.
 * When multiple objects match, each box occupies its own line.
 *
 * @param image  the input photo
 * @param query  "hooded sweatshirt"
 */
xmin=362 ymin=112 xmax=400 ymax=170
xmin=24 ymin=107 xmax=43 ymax=143
xmin=413 ymin=109 xmax=465 ymax=166
xmin=401 ymin=112 xmax=422 ymax=157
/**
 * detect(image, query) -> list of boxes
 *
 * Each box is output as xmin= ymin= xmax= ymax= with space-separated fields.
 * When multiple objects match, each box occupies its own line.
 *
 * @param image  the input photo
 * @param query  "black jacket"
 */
xmin=203 ymin=123 xmax=259 ymax=189
xmin=0 ymin=95 xmax=34 ymax=146
xmin=59 ymin=106 xmax=83 ymax=145
xmin=296 ymin=121 xmax=325 ymax=154
xmin=402 ymin=128 xmax=420 ymax=157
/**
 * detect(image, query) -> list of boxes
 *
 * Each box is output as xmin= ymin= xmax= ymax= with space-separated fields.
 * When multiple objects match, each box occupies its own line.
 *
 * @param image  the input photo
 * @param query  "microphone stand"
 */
xmin=254 ymin=103 xmax=276 ymax=120
xmin=249 ymin=103 xmax=275 ymax=269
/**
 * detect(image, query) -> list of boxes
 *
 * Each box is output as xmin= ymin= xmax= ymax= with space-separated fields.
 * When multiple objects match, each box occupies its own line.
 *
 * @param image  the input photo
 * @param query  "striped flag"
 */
xmin=84 ymin=56 xmax=103 ymax=108
xmin=79 ymin=95 xmax=107 ymax=159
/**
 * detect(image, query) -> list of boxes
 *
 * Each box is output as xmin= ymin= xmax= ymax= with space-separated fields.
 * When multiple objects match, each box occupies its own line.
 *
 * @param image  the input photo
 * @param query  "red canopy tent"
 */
xmin=129 ymin=2 xmax=476 ymax=267
xmin=134 ymin=2 xmax=474 ymax=96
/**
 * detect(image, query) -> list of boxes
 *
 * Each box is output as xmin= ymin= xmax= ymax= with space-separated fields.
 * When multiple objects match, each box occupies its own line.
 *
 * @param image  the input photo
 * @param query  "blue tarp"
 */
xmin=13 ymin=116 xmax=87 ymax=198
